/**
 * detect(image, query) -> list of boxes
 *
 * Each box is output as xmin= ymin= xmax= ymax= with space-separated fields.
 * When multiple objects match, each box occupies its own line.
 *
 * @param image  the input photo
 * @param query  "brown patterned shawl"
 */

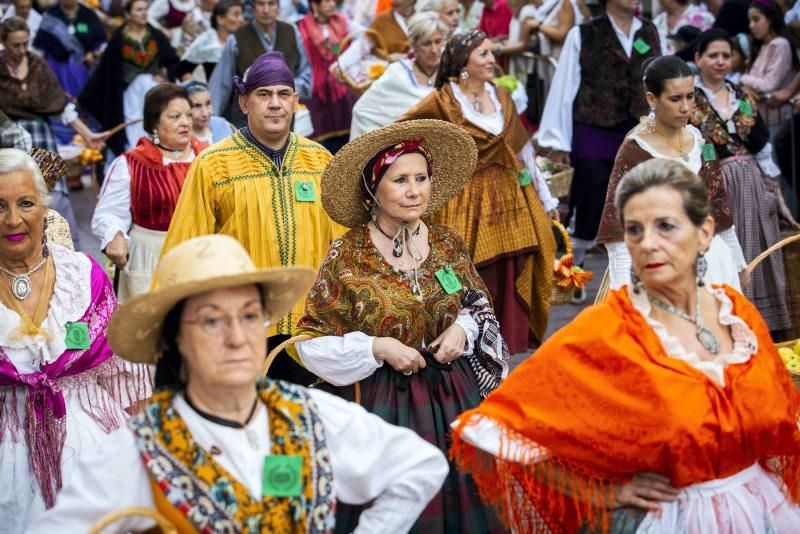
xmin=596 ymin=137 xmax=734 ymax=244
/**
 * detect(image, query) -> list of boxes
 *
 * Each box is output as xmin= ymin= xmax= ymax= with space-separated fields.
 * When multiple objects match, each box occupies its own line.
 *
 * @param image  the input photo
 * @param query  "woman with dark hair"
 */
xmin=78 ymin=0 xmax=181 ymax=156
xmin=401 ymin=30 xmax=557 ymax=353
xmin=451 ymin=158 xmax=800 ymax=533
xmin=30 ymin=234 xmax=448 ymax=533
xmin=91 ymin=83 xmax=206 ymax=301
xmin=180 ymin=0 xmax=244 ymax=81
xmin=691 ymin=28 xmax=798 ymax=336
xmin=297 ymin=0 xmax=358 ymax=153
xmin=739 ymin=0 xmax=796 ymax=122
xmin=653 ymin=0 xmax=715 ymax=54
xmin=597 ymin=55 xmax=746 ymax=291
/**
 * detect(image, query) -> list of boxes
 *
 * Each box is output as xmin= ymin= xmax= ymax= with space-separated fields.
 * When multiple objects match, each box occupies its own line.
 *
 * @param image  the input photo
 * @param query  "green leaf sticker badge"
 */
xmin=435 ymin=267 xmax=463 ymax=295
xmin=517 ymin=168 xmax=532 ymax=187
xmin=262 ymin=455 xmax=303 ymax=497
xmin=632 ymin=38 xmax=651 ymax=55
xmin=294 ymin=181 xmax=316 ymax=202
xmin=76 ymin=22 xmax=89 ymax=33
xmin=738 ymin=98 xmax=752 ymax=116
xmin=701 ymin=143 xmax=717 ymax=162
xmin=65 ymin=322 xmax=90 ymax=350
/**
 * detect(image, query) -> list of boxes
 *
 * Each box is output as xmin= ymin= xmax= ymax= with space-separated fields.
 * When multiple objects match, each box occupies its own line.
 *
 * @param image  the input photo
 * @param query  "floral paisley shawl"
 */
xmin=129 ymin=379 xmax=336 ymax=533
xmin=690 ymin=86 xmax=769 ymax=157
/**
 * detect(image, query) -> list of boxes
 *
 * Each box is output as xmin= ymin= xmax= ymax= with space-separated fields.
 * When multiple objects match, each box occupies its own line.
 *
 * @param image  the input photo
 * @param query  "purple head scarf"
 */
xmin=233 ymin=51 xmax=295 ymax=95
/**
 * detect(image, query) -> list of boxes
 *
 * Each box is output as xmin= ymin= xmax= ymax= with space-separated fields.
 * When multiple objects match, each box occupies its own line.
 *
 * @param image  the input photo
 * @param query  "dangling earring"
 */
xmin=152 ymin=131 xmax=160 ymax=145
xmin=695 ymin=251 xmax=707 ymax=287
xmin=646 ymin=109 xmax=656 ymax=132
xmin=460 ymin=70 xmax=469 ymax=81
xmin=630 ymin=266 xmax=642 ymax=294
xmin=370 ymin=208 xmax=378 ymax=222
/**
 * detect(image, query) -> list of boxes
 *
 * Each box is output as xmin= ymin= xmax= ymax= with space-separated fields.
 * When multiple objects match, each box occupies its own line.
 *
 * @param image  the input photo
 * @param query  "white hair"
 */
xmin=407 ymin=11 xmax=449 ymax=43
xmin=0 ymin=148 xmax=50 ymax=205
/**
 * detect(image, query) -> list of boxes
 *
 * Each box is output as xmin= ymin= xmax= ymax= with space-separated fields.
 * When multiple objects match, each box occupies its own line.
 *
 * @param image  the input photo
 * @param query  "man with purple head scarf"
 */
xmin=209 ymin=0 xmax=311 ymax=128
xmin=160 ymin=51 xmax=345 ymax=385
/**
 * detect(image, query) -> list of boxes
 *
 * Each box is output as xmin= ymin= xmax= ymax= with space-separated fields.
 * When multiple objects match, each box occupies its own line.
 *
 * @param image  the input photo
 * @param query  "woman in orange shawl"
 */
xmin=451 ymin=159 xmax=800 ymax=533
xmin=400 ymin=30 xmax=557 ymax=352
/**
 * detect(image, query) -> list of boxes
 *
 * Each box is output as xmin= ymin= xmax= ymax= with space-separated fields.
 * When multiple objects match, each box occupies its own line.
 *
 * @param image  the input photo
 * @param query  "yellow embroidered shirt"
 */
xmin=159 ymin=131 xmax=346 ymax=336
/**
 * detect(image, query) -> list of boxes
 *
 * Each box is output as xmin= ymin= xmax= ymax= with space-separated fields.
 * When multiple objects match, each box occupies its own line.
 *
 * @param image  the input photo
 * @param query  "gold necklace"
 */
xmin=652 ymin=127 xmax=688 ymax=162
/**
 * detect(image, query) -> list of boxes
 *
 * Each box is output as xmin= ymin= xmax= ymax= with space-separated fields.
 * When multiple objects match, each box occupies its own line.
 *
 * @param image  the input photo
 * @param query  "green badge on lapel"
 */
xmin=517 ymin=168 xmax=532 ymax=187
xmin=65 ymin=322 xmax=90 ymax=350
xmin=435 ymin=266 xmax=463 ymax=294
xmin=294 ymin=181 xmax=316 ymax=202
xmin=738 ymin=98 xmax=753 ymax=116
xmin=262 ymin=455 xmax=303 ymax=497
xmin=632 ymin=38 xmax=651 ymax=55
xmin=701 ymin=143 xmax=717 ymax=162
xmin=75 ymin=22 xmax=89 ymax=33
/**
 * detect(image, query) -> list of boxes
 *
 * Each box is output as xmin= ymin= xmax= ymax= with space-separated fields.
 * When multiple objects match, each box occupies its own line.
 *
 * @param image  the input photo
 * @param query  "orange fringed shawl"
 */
xmin=451 ymin=286 xmax=800 ymax=532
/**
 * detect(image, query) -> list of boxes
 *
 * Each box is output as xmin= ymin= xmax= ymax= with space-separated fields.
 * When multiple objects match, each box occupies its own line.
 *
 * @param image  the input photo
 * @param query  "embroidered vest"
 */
xmin=234 ymin=22 xmax=300 ymax=78
xmin=129 ymin=380 xmax=336 ymax=533
xmin=125 ymin=137 xmax=206 ymax=231
xmin=573 ymin=15 xmax=659 ymax=128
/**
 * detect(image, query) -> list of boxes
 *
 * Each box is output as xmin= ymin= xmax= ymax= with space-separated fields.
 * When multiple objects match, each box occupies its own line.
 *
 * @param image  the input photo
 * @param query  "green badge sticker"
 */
xmin=701 ymin=143 xmax=717 ymax=162
xmin=262 ymin=455 xmax=303 ymax=497
xmin=435 ymin=266 xmax=463 ymax=294
xmin=632 ymin=38 xmax=651 ymax=55
xmin=75 ymin=22 xmax=89 ymax=33
xmin=294 ymin=181 xmax=316 ymax=202
xmin=517 ymin=168 xmax=532 ymax=187
xmin=738 ymin=98 xmax=752 ymax=116
xmin=331 ymin=43 xmax=341 ymax=56
xmin=65 ymin=322 xmax=90 ymax=350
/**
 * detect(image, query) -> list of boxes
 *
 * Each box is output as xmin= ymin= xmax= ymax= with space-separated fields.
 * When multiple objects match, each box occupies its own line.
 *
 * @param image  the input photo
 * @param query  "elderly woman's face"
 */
xmin=0 ymin=170 xmax=46 ymax=261
xmin=413 ymin=28 xmax=446 ymax=72
xmin=623 ymin=185 xmax=713 ymax=291
xmin=155 ymin=97 xmax=193 ymax=151
xmin=177 ymin=285 xmax=267 ymax=390
xmin=188 ymin=90 xmax=213 ymax=130
xmin=464 ymin=39 xmax=496 ymax=83
xmin=375 ymin=153 xmax=431 ymax=225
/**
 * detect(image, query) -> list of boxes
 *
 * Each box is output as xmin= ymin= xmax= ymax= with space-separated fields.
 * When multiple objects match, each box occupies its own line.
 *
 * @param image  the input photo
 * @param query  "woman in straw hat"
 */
xmin=0 ymin=148 xmax=150 ymax=532
xmin=31 ymin=234 xmax=448 ymax=533
xmin=290 ymin=119 xmax=506 ymax=532
xmin=400 ymin=30 xmax=557 ymax=352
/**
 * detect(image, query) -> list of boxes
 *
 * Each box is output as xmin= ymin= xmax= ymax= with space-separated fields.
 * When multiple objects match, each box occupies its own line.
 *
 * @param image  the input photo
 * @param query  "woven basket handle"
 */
xmin=89 ymin=507 xmax=176 ymax=534
xmin=263 ymin=334 xmax=312 ymax=375
xmin=263 ymin=335 xmax=362 ymax=404
xmin=551 ymin=218 xmax=573 ymax=258
xmin=745 ymin=232 xmax=800 ymax=275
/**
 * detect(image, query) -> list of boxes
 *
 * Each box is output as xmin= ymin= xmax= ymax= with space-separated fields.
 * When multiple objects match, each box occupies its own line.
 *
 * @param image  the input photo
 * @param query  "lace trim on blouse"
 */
xmin=0 ymin=244 xmax=92 ymax=367
xmin=629 ymin=285 xmax=758 ymax=386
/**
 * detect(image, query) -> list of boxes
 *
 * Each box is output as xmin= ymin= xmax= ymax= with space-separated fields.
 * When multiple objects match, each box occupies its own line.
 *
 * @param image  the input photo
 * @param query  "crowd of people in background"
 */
xmin=1 ymin=0 xmax=800 ymax=530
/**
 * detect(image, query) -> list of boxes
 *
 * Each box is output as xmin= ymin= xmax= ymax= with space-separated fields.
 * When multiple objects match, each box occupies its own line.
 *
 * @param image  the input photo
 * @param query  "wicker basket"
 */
xmin=546 ymin=164 xmax=574 ymax=198
xmin=89 ymin=507 xmax=176 ymax=533
xmin=336 ymin=29 xmax=390 ymax=96
xmin=747 ymin=232 xmax=800 ymax=390
xmin=551 ymin=220 xmax=577 ymax=305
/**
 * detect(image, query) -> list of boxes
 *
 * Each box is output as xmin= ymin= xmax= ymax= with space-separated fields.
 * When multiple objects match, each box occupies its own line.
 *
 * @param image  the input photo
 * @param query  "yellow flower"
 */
xmin=367 ymin=63 xmax=386 ymax=80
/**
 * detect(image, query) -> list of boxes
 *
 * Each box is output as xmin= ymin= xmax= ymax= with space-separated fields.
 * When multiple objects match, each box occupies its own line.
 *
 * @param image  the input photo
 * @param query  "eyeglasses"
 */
xmin=182 ymin=309 xmax=268 ymax=336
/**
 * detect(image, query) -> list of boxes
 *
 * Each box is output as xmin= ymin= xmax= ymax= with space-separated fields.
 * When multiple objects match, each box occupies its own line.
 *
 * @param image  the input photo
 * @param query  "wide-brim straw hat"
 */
xmin=107 ymin=234 xmax=316 ymax=364
xmin=321 ymin=119 xmax=478 ymax=228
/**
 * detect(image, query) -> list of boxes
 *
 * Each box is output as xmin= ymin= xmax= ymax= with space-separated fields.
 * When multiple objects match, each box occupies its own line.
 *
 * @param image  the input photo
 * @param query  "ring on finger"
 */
xmin=403 ymin=370 xmax=412 ymax=376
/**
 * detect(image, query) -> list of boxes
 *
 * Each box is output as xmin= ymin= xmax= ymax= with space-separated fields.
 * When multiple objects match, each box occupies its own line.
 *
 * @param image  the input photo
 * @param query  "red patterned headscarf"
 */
xmin=361 ymin=139 xmax=433 ymax=207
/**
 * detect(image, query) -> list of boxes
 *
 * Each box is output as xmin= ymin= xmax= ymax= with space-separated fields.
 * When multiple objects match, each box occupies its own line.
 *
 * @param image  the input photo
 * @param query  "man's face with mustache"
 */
xmin=239 ymin=84 xmax=298 ymax=142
